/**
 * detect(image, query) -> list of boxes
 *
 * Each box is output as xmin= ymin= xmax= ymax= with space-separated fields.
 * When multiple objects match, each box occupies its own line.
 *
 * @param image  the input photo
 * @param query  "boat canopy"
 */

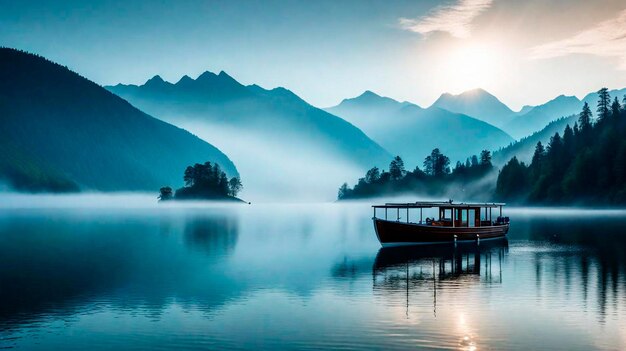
xmin=372 ymin=201 xmax=506 ymax=209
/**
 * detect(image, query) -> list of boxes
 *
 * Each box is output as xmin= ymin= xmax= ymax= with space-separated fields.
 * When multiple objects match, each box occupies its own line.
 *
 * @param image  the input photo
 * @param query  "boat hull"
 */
xmin=373 ymin=218 xmax=508 ymax=246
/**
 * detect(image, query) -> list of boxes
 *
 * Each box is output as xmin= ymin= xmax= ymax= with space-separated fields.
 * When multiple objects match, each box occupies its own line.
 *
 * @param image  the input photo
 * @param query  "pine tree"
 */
xmin=338 ymin=183 xmax=350 ymax=199
xmin=563 ymin=124 xmax=574 ymax=154
xmin=389 ymin=156 xmax=405 ymax=180
xmin=579 ymin=102 xmax=593 ymax=133
xmin=480 ymin=150 xmax=492 ymax=166
xmin=611 ymin=97 xmax=621 ymax=119
xmin=597 ymin=87 xmax=611 ymax=122
xmin=365 ymin=167 xmax=381 ymax=183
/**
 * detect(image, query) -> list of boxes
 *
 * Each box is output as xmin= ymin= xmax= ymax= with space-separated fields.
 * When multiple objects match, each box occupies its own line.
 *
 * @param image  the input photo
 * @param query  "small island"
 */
xmin=158 ymin=161 xmax=243 ymax=202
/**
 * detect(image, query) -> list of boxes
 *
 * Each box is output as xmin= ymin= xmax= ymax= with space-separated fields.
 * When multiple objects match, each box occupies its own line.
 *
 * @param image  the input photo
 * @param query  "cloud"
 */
xmin=399 ymin=0 xmax=493 ymax=38
xmin=529 ymin=9 xmax=626 ymax=69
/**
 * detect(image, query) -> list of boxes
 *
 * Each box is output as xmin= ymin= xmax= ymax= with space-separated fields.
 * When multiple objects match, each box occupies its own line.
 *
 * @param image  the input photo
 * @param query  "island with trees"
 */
xmin=158 ymin=161 xmax=243 ymax=202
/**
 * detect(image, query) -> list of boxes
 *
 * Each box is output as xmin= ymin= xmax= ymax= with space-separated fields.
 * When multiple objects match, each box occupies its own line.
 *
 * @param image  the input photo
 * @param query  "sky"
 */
xmin=2 ymin=0 xmax=626 ymax=110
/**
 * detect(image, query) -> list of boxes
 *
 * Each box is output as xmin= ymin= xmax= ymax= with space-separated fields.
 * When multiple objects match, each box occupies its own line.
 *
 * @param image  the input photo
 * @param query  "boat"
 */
xmin=372 ymin=201 xmax=509 ymax=247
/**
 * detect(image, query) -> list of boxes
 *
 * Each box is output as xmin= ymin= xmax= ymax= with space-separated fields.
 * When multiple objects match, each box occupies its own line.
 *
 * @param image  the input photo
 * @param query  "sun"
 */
xmin=441 ymin=43 xmax=502 ymax=93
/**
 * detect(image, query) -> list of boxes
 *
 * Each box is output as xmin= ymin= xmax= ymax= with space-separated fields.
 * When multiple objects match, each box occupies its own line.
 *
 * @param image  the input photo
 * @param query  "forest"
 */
xmin=159 ymin=162 xmax=243 ymax=201
xmin=497 ymin=88 xmax=626 ymax=204
xmin=338 ymin=149 xmax=494 ymax=200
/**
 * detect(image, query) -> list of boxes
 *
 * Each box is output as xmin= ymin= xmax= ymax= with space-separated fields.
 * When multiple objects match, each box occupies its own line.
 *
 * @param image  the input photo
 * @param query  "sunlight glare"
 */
xmin=442 ymin=43 xmax=502 ymax=93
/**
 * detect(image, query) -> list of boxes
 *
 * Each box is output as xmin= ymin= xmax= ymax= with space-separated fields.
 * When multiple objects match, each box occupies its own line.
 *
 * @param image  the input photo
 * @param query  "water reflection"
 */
xmin=0 ymin=210 xmax=241 ymax=334
xmin=184 ymin=215 xmax=239 ymax=256
xmin=1 ymin=205 xmax=626 ymax=350
xmin=373 ymin=240 xmax=508 ymax=317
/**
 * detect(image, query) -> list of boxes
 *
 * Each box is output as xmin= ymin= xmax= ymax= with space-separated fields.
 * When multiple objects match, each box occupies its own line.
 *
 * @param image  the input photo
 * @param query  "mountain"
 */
xmin=582 ymin=88 xmax=626 ymax=107
xmin=516 ymin=105 xmax=535 ymax=115
xmin=326 ymin=91 xmax=514 ymax=168
xmin=325 ymin=91 xmax=418 ymax=130
xmin=107 ymin=73 xmax=391 ymax=201
xmin=493 ymin=114 xmax=578 ymax=166
xmin=430 ymin=88 xmax=515 ymax=128
xmin=504 ymin=95 xmax=582 ymax=139
xmin=0 ymin=48 xmax=237 ymax=192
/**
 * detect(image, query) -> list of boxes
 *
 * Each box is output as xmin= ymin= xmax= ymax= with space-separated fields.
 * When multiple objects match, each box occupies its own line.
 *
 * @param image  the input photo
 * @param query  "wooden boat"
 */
xmin=373 ymin=201 xmax=509 ymax=247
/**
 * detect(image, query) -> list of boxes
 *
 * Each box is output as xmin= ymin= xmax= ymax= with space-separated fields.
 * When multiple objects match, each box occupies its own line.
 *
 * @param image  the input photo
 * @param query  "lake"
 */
xmin=1 ymin=199 xmax=625 ymax=350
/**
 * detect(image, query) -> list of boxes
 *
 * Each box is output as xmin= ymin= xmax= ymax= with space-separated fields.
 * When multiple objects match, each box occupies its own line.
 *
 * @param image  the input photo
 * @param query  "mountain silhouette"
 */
xmin=431 ymin=88 xmax=515 ymax=128
xmin=504 ymin=95 xmax=582 ymax=139
xmin=494 ymin=114 xmax=578 ymax=166
xmin=326 ymin=91 xmax=513 ymax=167
xmin=0 ymin=48 xmax=237 ymax=192
xmin=108 ymin=73 xmax=391 ymax=200
xmin=503 ymin=88 xmax=626 ymax=140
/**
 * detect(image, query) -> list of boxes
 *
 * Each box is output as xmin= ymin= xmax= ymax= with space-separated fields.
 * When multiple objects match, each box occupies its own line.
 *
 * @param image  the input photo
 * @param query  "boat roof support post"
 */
xmin=452 ymin=207 xmax=455 ymax=227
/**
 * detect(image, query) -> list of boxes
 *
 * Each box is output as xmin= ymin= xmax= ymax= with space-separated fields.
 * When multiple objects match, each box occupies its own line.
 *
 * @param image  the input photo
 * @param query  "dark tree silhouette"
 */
xmin=424 ymin=148 xmax=450 ymax=177
xmin=480 ymin=150 xmax=492 ymax=166
xmin=496 ymin=157 xmax=527 ymax=200
xmin=597 ymin=87 xmax=611 ymax=122
xmin=497 ymin=89 xmax=626 ymax=204
xmin=365 ymin=167 xmax=381 ymax=183
xmin=158 ymin=186 xmax=174 ymax=201
xmin=338 ymin=149 xmax=491 ymax=200
xmin=389 ymin=156 xmax=405 ymax=180
xmin=162 ymin=161 xmax=242 ymax=200
xmin=579 ymin=102 xmax=593 ymax=133
xmin=228 ymin=177 xmax=243 ymax=197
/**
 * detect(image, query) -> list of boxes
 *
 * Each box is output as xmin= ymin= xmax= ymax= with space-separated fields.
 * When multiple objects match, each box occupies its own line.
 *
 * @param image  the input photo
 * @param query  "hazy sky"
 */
xmin=2 ymin=0 xmax=626 ymax=110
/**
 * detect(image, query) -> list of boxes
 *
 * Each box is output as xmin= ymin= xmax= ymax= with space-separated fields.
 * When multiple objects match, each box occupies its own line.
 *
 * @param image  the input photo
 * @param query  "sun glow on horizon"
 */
xmin=439 ymin=42 xmax=504 ymax=94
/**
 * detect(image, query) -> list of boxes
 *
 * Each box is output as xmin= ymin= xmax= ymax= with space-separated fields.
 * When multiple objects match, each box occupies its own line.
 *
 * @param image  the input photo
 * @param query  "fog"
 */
xmin=0 ymin=193 xmax=250 ymax=209
xmin=180 ymin=120 xmax=366 ymax=202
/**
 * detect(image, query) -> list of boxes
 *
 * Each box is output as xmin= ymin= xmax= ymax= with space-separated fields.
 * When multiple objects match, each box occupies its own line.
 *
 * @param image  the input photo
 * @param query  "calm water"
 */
xmin=1 ymin=202 xmax=626 ymax=350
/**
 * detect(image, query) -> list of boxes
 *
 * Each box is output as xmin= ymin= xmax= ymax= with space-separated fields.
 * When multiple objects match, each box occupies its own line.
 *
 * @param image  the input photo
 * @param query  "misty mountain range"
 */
xmin=1 ymin=46 xmax=624 ymax=200
xmin=107 ymin=72 xmax=391 ymax=200
xmin=326 ymin=91 xmax=513 ymax=167
xmin=0 ymin=48 xmax=237 ymax=192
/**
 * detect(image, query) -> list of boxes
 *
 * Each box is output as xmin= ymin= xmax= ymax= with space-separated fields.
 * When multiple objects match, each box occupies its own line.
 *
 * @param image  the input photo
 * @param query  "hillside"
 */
xmin=107 ymin=73 xmax=391 ymax=200
xmin=493 ymin=115 xmax=577 ymax=166
xmin=0 ymin=48 xmax=237 ymax=192
xmin=497 ymin=95 xmax=626 ymax=204
xmin=326 ymin=91 xmax=514 ymax=168
xmin=504 ymin=95 xmax=582 ymax=139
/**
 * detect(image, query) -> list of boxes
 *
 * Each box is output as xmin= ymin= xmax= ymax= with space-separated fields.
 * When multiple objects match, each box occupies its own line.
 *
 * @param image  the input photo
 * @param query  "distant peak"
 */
xmin=461 ymin=88 xmax=493 ymax=97
xmin=175 ymin=75 xmax=193 ymax=85
xmin=359 ymin=90 xmax=380 ymax=98
xmin=440 ymin=88 xmax=493 ymax=99
xmin=145 ymin=75 xmax=165 ymax=85
xmin=197 ymin=71 xmax=217 ymax=81
xmin=553 ymin=94 xmax=578 ymax=100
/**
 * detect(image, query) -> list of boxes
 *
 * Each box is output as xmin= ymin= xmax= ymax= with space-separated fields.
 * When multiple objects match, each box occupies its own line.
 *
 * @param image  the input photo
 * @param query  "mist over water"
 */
xmin=1 ymin=196 xmax=626 ymax=350
xmin=180 ymin=121 xmax=366 ymax=202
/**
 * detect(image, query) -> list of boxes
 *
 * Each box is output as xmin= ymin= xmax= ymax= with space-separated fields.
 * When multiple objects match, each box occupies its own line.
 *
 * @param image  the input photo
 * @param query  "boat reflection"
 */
xmin=373 ymin=239 xmax=509 ymax=316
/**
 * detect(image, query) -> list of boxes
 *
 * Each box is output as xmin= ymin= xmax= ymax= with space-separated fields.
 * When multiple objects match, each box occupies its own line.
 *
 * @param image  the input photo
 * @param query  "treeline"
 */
xmin=497 ymin=88 xmax=626 ymax=204
xmin=338 ymin=149 xmax=494 ymax=200
xmin=159 ymin=162 xmax=243 ymax=201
